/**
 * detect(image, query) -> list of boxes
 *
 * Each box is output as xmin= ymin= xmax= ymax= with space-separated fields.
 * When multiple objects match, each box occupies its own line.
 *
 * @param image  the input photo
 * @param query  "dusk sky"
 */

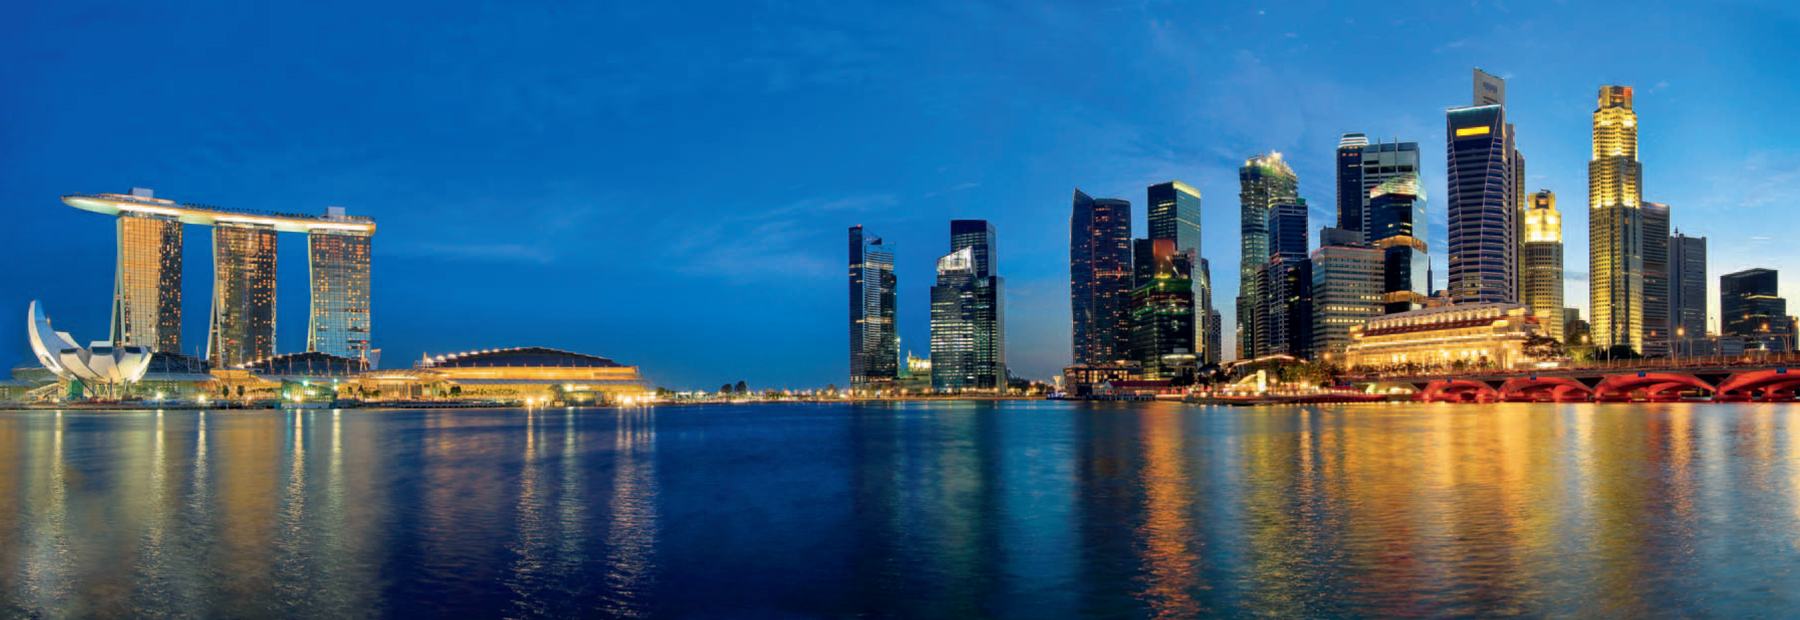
xmin=5 ymin=0 xmax=1797 ymax=388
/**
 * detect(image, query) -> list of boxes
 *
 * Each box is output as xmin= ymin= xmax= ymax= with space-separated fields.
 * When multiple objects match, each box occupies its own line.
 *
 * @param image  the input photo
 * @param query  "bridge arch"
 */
xmin=1420 ymin=379 xmax=1498 ymax=403
xmin=1592 ymin=373 xmax=1714 ymax=401
xmin=1499 ymin=377 xmax=1592 ymax=402
xmin=1716 ymin=370 xmax=1800 ymax=401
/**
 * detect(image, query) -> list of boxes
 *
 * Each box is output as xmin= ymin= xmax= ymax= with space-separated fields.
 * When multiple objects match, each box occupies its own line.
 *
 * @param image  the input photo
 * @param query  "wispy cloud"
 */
xmin=391 ymin=242 xmax=556 ymax=264
xmin=663 ymin=193 xmax=901 ymax=282
xmin=923 ymin=182 xmax=980 ymax=198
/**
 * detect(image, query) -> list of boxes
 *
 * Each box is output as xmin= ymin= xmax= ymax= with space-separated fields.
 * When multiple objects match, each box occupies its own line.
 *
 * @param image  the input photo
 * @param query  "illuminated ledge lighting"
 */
xmin=1454 ymin=126 xmax=1491 ymax=137
xmin=62 ymin=195 xmax=376 ymax=234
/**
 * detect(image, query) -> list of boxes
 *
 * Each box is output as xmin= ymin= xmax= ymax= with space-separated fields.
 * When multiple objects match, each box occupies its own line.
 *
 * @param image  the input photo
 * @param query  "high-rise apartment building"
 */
xmin=1264 ymin=200 xmax=1310 ymax=357
xmin=1588 ymin=85 xmax=1646 ymax=353
xmin=931 ymin=222 xmax=1005 ymax=391
xmin=1446 ymin=68 xmax=1521 ymax=304
xmin=1369 ymin=174 xmax=1430 ymax=314
xmin=1721 ymin=268 xmax=1791 ymax=346
xmin=1641 ymin=201 xmax=1671 ymax=356
xmin=209 ymin=223 xmax=278 ymax=367
xmin=1310 ymin=238 xmax=1383 ymax=361
xmin=308 ymin=207 xmax=373 ymax=359
xmin=1070 ymin=190 xmax=1134 ymax=366
xmin=111 ymin=188 xmax=183 ymax=353
xmin=1521 ymin=190 xmax=1565 ymax=342
xmin=1335 ymin=134 xmax=1421 ymax=235
xmin=1669 ymin=231 xmax=1707 ymax=340
xmin=1237 ymin=153 xmax=1298 ymax=359
xmin=849 ymin=225 xmax=899 ymax=389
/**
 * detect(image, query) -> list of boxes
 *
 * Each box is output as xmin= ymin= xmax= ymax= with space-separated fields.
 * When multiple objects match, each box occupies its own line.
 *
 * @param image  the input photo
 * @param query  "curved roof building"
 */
xmin=423 ymin=346 xmax=623 ymax=369
xmin=28 ymin=301 xmax=151 ymax=399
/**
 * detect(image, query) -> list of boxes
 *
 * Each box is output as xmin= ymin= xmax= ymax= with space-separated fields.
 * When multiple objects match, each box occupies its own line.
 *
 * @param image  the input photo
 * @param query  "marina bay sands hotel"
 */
xmin=62 ymin=189 xmax=374 ymax=367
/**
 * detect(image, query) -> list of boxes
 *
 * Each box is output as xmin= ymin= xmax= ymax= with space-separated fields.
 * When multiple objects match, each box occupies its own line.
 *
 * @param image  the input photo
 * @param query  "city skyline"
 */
xmin=6 ymin=0 xmax=1797 ymax=387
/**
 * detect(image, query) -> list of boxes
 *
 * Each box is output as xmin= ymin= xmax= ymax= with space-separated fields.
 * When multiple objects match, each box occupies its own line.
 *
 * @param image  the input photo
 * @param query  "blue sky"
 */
xmin=3 ymin=0 xmax=1797 ymax=388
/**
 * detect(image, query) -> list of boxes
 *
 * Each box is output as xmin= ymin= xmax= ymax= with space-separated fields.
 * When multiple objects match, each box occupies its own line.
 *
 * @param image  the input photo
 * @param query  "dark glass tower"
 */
xmin=1641 ymin=201 xmax=1671 ymax=356
xmin=1070 ymin=190 xmax=1133 ymax=366
xmin=1369 ymin=174 xmax=1430 ymax=314
xmin=1669 ymin=232 xmax=1707 ymax=341
xmin=1148 ymin=180 xmax=1207 ymax=362
xmin=1721 ymin=268 xmax=1790 ymax=345
xmin=950 ymin=219 xmax=996 ymax=277
xmin=1446 ymin=68 xmax=1521 ymax=305
xmin=849 ymin=226 xmax=899 ymax=389
xmin=1336 ymin=134 xmax=1421 ymax=235
xmin=1263 ymin=200 xmax=1310 ymax=357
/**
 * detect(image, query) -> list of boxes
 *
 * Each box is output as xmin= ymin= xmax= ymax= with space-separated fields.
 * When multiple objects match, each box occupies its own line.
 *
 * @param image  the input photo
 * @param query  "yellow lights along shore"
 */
xmin=1454 ymin=126 xmax=1491 ymax=137
xmin=63 ymin=194 xmax=376 ymax=234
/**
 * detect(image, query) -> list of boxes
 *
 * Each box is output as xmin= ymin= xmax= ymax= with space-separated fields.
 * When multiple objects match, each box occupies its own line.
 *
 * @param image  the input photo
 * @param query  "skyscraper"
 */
xmin=111 ymin=189 xmax=183 ymax=353
xmin=849 ymin=225 xmax=898 ymax=389
xmin=1070 ymin=190 xmax=1133 ymax=366
xmin=308 ymin=207 xmax=373 ymax=358
xmin=1669 ymin=231 xmax=1707 ymax=341
xmin=1202 ymin=258 xmax=1222 ymax=365
xmin=931 ymin=221 xmax=1004 ymax=391
xmin=209 ymin=223 xmax=278 ymax=367
xmin=1721 ymin=268 xmax=1793 ymax=349
xmin=1369 ymin=174 xmax=1430 ymax=314
xmin=1446 ymin=69 xmax=1520 ymax=305
xmin=1238 ymin=153 xmax=1298 ymax=359
xmin=1128 ymin=238 xmax=1195 ymax=379
xmin=1264 ymin=200 xmax=1310 ymax=357
xmin=1521 ymin=190 xmax=1565 ymax=342
xmin=1589 ymin=85 xmax=1645 ymax=353
xmin=1336 ymin=134 xmax=1422 ymax=235
xmin=1641 ymin=201 xmax=1671 ymax=356
xmin=1148 ymin=181 xmax=1207 ymax=363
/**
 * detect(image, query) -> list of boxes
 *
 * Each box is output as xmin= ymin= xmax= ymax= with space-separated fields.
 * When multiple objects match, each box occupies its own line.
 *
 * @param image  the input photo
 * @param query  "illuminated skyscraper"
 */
xmin=308 ymin=207 xmax=373 ymax=358
xmin=1641 ymin=201 xmax=1671 ymax=356
xmin=1149 ymin=180 xmax=1209 ymax=363
xmin=1070 ymin=190 xmax=1133 ymax=365
xmin=1722 ymin=268 xmax=1793 ymax=349
xmin=1310 ymin=238 xmax=1383 ymax=360
xmin=109 ymin=189 xmax=183 ymax=353
xmin=1237 ymin=153 xmax=1298 ymax=359
xmin=209 ymin=223 xmax=278 ymax=367
xmin=1446 ymin=69 xmax=1521 ymax=304
xmin=1589 ymin=85 xmax=1644 ymax=352
xmin=1521 ymin=190 xmax=1565 ymax=342
xmin=931 ymin=221 xmax=1004 ymax=391
xmin=849 ymin=225 xmax=898 ymax=389
xmin=1264 ymin=200 xmax=1310 ymax=357
xmin=1669 ymin=231 xmax=1707 ymax=340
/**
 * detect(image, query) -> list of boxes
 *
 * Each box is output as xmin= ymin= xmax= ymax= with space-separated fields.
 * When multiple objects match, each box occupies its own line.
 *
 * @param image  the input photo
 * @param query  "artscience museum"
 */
xmin=28 ymin=301 xmax=151 ymax=399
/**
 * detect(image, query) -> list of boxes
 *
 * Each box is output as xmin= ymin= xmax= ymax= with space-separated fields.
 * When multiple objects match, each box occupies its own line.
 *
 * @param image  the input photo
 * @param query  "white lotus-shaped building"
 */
xmin=29 ymin=301 xmax=151 ymax=399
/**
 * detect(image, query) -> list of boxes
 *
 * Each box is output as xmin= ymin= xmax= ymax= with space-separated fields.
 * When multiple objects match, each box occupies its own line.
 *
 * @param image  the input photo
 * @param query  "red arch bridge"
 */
xmin=1368 ymin=365 xmax=1800 ymax=403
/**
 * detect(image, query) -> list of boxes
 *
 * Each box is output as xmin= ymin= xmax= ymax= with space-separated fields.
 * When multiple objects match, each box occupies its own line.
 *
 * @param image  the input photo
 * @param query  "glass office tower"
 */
xmin=1128 ymin=239 xmax=1195 ymax=380
xmin=1369 ymin=174 xmax=1430 ymax=314
xmin=1148 ymin=180 xmax=1207 ymax=362
xmin=308 ymin=215 xmax=373 ymax=358
xmin=849 ymin=225 xmax=899 ymax=389
xmin=1336 ymin=134 xmax=1421 ymax=235
xmin=209 ymin=223 xmax=279 ymax=367
xmin=1237 ymin=153 xmax=1298 ymax=359
xmin=1070 ymin=190 xmax=1133 ymax=365
xmin=1263 ymin=200 xmax=1310 ymax=357
xmin=1722 ymin=268 xmax=1793 ymax=350
xmin=1669 ymin=232 xmax=1707 ymax=341
xmin=932 ymin=221 xmax=1004 ymax=391
xmin=1641 ymin=201 xmax=1671 ymax=356
xmin=1589 ymin=85 xmax=1645 ymax=353
xmin=1446 ymin=68 xmax=1521 ymax=305
xmin=113 ymin=210 xmax=183 ymax=353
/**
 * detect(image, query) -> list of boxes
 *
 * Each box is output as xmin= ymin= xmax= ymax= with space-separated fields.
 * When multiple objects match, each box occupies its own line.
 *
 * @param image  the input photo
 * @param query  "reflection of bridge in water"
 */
xmin=1361 ymin=357 xmax=1800 ymax=403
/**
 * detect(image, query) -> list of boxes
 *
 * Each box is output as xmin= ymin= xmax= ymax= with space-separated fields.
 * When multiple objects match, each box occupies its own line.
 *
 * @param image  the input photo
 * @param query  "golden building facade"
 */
xmin=210 ymin=223 xmax=279 ymax=367
xmin=1522 ymin=190 xmax=1564 ymax=342
xmin=114 ymin=212 xmax=183 ymax=353
xmin=1589 ymin=85 xmax=1643 ymax=352
xmin=350 ymin=347 xmax=648 ymax=404
xmin=1345 ymin=303 xmax=1544 ymax=372
xmin=308 ymin=226 xmax=372 ymax=358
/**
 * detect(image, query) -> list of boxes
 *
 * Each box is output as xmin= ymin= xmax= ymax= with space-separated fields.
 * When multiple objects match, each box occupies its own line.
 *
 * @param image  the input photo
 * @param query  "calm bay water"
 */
xmin=2 ymin=402 xmax=1800 ymax=618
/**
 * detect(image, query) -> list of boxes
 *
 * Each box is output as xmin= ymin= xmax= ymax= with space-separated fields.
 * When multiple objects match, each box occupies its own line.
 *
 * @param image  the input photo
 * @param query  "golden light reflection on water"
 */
xmin=1136 ymin=409 xmax=1199 ymax=617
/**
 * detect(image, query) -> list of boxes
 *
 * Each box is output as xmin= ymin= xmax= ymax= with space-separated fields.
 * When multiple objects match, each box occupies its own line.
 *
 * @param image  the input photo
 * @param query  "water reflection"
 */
xmin=0 ymin=404 xmax=1798 ymax=617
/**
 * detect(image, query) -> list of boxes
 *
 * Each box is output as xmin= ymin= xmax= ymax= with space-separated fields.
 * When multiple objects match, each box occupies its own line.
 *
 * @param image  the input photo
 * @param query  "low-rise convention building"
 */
xmin=348 ymin=346 xmax=648 ymax=404
xmin=1345 ymin=302 xmax=1544 ymax=372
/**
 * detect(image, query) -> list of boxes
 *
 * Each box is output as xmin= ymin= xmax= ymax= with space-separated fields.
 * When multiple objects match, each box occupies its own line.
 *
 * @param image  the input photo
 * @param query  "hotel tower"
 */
xmin=1588 ymin=86 xmax=1644 ymax=352
xmin=64 ymin=189 xmax=376 ymax=367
